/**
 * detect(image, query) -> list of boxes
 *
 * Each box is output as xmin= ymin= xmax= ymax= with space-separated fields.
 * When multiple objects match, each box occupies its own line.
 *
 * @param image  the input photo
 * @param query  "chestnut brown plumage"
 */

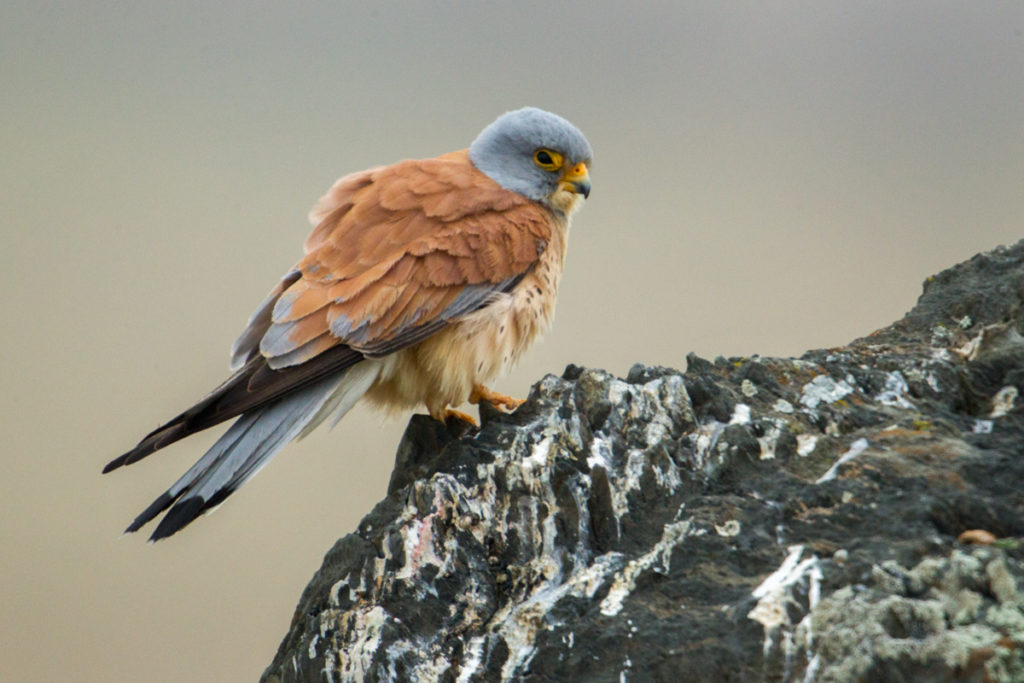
xmin=104 ymin=107 xmax=592 ymax=540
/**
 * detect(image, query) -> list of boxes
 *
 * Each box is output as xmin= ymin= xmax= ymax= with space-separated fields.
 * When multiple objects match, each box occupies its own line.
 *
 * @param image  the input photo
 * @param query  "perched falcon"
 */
xmin=104 ymin=107 xmax=592 ymax=540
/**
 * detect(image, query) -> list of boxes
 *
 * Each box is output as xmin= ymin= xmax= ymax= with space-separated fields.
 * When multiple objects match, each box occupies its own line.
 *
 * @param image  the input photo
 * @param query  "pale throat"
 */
xmin=544 ymin=188 xmax=586 ymax=218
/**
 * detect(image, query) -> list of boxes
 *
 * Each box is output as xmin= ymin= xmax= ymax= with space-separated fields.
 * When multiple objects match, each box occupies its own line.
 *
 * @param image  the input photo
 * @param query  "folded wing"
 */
xmin=106 ymin=149 xmax=554 ymax=539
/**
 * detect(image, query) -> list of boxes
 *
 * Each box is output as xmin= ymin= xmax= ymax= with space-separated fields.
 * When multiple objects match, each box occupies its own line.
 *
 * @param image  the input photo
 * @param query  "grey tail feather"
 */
xmin=129 ymin=369 xmax=363 ymax=541
xmin=103 ymin=344 xmax=365 ymax=474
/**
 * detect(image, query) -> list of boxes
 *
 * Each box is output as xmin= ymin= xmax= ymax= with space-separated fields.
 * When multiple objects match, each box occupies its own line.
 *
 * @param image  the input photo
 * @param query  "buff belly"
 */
xmin=366 ymin=260 xmax=563 ymax=417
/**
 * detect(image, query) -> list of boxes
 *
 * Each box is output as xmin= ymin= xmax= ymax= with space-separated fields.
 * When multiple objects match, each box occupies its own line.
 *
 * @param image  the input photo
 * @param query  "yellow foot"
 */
xmin=469 ymin=384 xmax=526 ymax=412
xmin=433 ymin=408 xmax=478 ymax=427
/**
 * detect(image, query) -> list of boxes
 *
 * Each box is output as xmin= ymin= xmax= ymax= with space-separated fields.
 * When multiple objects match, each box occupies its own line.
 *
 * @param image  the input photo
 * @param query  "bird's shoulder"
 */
xmin=243 ymin=149 xmax=557 ymax=369
xmin=296 ymin=150 xmax=555 ymax=297
xmin=305 ymin=149 xmax=552 ymax=251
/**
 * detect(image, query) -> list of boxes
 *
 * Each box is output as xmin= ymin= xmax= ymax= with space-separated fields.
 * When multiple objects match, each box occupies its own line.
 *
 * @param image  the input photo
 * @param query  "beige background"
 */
xmin=3 ymin=2 xmax=1022 ymax=681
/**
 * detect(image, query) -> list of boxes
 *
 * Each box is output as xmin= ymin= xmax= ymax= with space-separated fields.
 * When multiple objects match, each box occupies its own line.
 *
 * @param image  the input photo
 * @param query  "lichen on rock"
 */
xmin=264 ymin=240 xmax=1024 ymax=682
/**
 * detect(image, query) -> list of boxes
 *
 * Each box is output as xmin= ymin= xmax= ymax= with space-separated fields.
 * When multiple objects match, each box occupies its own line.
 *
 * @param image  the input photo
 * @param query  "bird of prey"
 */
xmin=103 ymin=107 xmax=592 ymax=540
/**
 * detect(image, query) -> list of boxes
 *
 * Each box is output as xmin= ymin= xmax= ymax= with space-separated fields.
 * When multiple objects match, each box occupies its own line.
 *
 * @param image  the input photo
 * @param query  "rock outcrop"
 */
xmin=263 ymin=242 xmax=1024 ymax=682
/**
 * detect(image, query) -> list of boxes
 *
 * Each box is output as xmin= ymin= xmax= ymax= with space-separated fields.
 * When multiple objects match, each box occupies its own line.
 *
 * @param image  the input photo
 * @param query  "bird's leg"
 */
xmin=469 ymin=384 xmax=525 ymax=412
xmin=429 ymin=405 xmax=479 ymax=427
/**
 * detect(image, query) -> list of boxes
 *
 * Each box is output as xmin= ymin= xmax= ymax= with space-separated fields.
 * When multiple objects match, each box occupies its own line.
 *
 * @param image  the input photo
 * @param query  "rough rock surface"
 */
xmin=263 ymin=242 xmax=1024 ymax=682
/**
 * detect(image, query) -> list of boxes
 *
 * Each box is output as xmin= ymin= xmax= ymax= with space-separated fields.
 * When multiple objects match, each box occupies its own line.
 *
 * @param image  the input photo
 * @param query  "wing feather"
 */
xmin=265 ymin=333 xmax=338 ymax=370
xmin=262 ymin=148 xmax=552 ymax=360
xmin=106 ymin=149 xmax=553 ymax=475
xmin=272 ymin=280 xmax=332 ymax=323
xmin=229 ymin=270 xmax=301 ymax=370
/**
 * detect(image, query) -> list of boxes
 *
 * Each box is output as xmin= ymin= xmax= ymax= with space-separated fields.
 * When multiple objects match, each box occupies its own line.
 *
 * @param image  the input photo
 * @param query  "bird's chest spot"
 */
xmin=516 ymin=269 xmax=557 ymax=340
xmin=509 ymin=232 xmax=566 ymax=351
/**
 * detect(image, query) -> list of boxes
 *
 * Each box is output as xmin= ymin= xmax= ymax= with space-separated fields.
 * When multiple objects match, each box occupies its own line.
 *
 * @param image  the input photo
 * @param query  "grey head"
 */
xmin=469 ymin=107 xmax=593 ymax=206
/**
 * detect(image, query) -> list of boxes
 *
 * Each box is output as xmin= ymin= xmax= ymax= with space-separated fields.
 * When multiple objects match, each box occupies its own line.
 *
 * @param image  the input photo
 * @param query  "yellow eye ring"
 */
xmin=533 ymin=148 xmax=563 ymax=171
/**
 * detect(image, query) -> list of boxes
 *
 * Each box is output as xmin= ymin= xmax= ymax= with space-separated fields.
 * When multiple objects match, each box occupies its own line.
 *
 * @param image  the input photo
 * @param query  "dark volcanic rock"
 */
xmin=263 ymin=242 xmax=1024 ymax=683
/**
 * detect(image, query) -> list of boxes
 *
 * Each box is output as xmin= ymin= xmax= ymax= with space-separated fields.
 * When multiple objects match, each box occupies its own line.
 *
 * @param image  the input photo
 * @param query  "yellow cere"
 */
xmin=564 ymin=162 xmax=588 ymax=181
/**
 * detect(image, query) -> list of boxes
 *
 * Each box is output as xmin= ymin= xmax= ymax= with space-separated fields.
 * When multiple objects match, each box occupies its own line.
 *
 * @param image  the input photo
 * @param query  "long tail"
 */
xmin=127 ymin=363 xmax=378 ymax=541
xmin=102 ymin=344 xmax=364 ymax=474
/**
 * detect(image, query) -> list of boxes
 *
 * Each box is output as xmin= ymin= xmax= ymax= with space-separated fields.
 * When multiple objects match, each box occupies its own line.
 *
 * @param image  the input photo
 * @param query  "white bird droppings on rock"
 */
xmin=816 ymin=438 xmax=869 ymax=483
xmin=800 ymin=375 xmax=854 ymax=410
xmin=990 ymin=385 xmax=1018 ymax=418
xmin=600 ymin=520 xmax=699 ymax=617
xmin=773 ymin=398 xmax=794 ymax=414
xmin=730 ymin=403 xmax=751 ymax=424
xmin=973 ymin=419 xmax=994 ymax=434
xmin=875 ymin=371 xmax=915 ymax=409
xmin=715 ymin=520 xmax=741 ymax=537
xmin=757 ymin=420 xmax=785 ymax=460
xmin=796 ymin=434 xmax=818 ymax=457
xmin=748 ymin=545 xmax=822 ymax=660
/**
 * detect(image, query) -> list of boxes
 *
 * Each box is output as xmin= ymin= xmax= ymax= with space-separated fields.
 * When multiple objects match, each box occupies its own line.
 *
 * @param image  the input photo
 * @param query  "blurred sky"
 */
xmin=3 ymin=2 xmax=1022 ymax=681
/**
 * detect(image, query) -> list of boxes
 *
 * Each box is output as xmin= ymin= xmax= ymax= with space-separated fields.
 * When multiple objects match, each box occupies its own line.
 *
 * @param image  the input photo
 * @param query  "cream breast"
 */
xmin=364 ymin=218 xmax=570 ymax=418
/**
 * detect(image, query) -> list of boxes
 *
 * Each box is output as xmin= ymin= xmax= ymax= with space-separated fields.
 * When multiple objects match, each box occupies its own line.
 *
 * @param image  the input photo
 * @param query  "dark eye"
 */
xmin=533 ymin=148 xmax=563 ymax=170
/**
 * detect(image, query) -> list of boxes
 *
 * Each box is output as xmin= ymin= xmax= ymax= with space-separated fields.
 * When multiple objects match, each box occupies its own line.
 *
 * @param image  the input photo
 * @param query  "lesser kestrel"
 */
xmin=104 ymin=107 xmax=592 ymax=540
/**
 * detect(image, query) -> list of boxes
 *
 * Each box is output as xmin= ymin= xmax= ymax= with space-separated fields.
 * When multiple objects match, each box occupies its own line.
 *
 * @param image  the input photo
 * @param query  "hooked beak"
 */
xmin=559 ymin=162 xmax=591 ymax=199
